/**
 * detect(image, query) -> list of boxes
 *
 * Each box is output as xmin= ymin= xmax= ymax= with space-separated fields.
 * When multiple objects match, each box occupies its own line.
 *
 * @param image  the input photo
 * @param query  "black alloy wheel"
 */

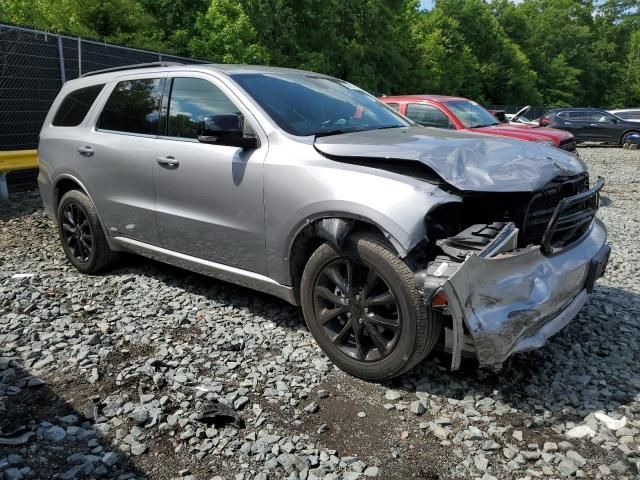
xmin=301 ymin=234 xmax=442 ymax=380
xmin=61 ymin=203 xmax=93 ymax=263
xmin=57 ymin=190 xmax=118 ymax=273
xmin=312 ymin=257 xmax=402 ymax=362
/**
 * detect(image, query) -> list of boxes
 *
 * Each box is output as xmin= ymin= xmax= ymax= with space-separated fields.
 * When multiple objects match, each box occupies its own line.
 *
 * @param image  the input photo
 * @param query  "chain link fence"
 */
xmin=0 ymin=22 xmax=207 ymax=192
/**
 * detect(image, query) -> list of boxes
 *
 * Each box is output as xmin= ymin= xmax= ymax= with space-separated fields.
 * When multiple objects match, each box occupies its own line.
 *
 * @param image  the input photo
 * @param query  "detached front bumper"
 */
xmin=417 ymin=218 xmax=609 ymax=370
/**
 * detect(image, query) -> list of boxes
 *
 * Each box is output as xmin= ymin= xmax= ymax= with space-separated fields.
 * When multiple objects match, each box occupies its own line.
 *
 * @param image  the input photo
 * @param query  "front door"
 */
xmin=583 ymin=111 xmax=623 ymax=143
xmin=153 ymin=75 xmax=268 ymax=274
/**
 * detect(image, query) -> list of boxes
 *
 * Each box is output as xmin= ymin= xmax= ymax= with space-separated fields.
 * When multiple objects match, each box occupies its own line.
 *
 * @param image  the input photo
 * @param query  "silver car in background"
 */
xmin=608 ymin=108 xmax=640 ymax=123
xmin=38 ymin=63 xmax=610 ymax=380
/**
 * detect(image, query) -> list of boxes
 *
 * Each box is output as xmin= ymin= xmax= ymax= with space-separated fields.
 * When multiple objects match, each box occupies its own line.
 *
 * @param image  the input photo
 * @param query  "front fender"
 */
xmin=264 ymin=157 xmax=461 ymax=285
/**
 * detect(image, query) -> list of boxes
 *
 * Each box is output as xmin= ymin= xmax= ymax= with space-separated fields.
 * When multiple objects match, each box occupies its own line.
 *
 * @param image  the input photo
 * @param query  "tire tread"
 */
xmin=57 ymin=190 xmax=118 ymax=273
xmin=301 ymin=233 xmax=441 ymax=381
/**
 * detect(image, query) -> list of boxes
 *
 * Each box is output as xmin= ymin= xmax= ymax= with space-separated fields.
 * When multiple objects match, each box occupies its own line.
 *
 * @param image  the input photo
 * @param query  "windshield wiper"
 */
xmin=314 ymin=129 xmax=352 ymax=138
xmin=314 ymin=125 xmax=404 ymax=138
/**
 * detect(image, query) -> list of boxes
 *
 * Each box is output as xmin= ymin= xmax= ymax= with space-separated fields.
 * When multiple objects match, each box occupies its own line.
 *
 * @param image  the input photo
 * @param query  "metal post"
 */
xmin=57 ymin=35 xmax=66 ymax=84
xmin=0 ymin=172 xmax=9 ymax=203
xmin=78 ymin=37 xmax=82 ymax=76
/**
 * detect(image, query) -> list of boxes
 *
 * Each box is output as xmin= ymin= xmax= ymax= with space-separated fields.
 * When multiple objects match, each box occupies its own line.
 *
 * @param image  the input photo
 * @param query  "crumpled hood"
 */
xmin=314 ymin=126 xmax=586 ymax=192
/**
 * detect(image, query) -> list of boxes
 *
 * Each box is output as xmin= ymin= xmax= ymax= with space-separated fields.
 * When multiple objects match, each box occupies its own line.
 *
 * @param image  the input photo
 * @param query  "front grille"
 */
xmin=523 ymin=174 xmax=601 ymax=253
xmin=559 ymin=138 xmax=577 ymax=152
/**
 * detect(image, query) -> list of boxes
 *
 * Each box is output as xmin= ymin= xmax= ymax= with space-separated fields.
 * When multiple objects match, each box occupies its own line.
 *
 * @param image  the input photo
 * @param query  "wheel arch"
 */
xmin=52 ymin=173 xmax=121 ymax=251
xmin=621 ymin=129 xmax=640 ymax=144
xmin=287 ymin=213 xmax=407 ymax=300
xmin=52 ymin=174 xmax=91 ymax=212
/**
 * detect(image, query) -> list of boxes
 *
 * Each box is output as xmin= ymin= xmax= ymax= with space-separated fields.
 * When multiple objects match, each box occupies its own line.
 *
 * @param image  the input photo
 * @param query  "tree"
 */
xmin=1 ymin=0 xmax=639 ymax=107
xmin=188 ymin=0 xmax=269 ymax=64
xmin=0 ymin=0 xmax=164 ymax=50
xmin=138 ymin=0 xmax=208 ymax=55
xmin=624 ymin=30 xmax=640 ymax=105
xmin=410 ymin=0 xmax=539 ymax=104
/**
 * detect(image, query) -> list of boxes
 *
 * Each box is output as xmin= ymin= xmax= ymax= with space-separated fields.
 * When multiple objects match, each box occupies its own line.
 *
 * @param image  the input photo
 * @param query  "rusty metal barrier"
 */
xmin=0 ymin=150 xmax=38 ymax=202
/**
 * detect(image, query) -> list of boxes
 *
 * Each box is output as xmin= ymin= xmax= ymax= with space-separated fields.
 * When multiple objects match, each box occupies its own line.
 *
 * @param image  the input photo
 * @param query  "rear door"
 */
xmin=153 ymin=73 xmax=268 ymax=274
xmin=82 ymin=74 xmax=166 ymax=245
xmin=561 ymin=111 xmax=591 ymax=141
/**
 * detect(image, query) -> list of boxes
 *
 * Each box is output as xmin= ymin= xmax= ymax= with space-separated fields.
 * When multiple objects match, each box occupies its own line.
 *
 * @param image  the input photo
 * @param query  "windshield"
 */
xmin=231 ymin=73 xmax=410 ymax=136
xmin=444 ymin=100 xmax=499 ymax=128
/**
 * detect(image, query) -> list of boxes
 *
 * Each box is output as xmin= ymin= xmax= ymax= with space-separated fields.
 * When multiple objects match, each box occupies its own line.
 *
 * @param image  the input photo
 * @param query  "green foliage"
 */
xmin=189 ymin=0 xmax=269 ymax=64
xmin=1 ymin=0 xmax=639 ymax=107
xmin=624 ymin=30 xmax=640 ymax=105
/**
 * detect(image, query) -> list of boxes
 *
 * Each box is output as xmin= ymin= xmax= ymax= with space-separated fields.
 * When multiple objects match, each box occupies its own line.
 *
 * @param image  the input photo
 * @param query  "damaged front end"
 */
xmin=416 ymin=176 xmax=610 ymax=370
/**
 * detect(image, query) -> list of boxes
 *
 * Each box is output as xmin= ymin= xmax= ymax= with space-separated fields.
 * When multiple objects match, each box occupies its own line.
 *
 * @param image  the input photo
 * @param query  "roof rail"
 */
xmin=80 ymin=61 xmax=184 ymax=78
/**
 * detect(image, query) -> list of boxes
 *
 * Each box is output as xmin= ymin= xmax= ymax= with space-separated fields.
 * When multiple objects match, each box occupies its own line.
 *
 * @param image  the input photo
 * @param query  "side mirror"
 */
xmin=197 ymin=114 xmax=259 ymax=149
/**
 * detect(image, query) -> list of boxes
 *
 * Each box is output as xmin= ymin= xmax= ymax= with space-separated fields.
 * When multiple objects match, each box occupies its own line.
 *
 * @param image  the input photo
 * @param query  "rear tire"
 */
xmin=300 ymin=234 xmax=441 ymax=381
xmin=57 ymin=190 xmax=118 ymax=273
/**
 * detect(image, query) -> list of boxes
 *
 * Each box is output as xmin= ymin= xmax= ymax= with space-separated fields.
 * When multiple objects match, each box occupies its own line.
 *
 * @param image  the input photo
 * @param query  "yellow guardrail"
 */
xmin=0 ymin=150 xmax=38 ymax=202
xmin=0 ymin=150 xmax=38 ymax=172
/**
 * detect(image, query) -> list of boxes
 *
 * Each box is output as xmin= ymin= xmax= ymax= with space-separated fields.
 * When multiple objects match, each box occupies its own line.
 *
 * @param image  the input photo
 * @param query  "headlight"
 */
xmin=534 ymin=139 xmax=555 ymax=146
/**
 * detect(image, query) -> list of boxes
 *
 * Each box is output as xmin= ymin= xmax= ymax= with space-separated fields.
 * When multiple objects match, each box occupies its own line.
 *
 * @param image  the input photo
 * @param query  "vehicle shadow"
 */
xmin=0 ymin=360 xmax=144 ymax=479
xmin=112 ymin=254 xmax=306 ymax=331
xmin=401 ymin=284 xmax=640 ymax=422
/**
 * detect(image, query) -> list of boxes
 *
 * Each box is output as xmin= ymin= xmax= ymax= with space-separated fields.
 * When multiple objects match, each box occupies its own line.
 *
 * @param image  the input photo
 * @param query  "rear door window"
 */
xmin=52 ymin=84 xmax=105 ymax=127
xmin=406 ymin=103 xmax=453 ymax=129
xmin=97 ymin=78 xmax=165 ymax=135
xmin=385 ymin=103 xmax=400 ymax=111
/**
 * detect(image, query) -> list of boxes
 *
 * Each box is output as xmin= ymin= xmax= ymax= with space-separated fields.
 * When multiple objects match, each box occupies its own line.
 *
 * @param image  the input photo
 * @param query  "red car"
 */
xmin=382 ymin=95 xmax=577 ymax=152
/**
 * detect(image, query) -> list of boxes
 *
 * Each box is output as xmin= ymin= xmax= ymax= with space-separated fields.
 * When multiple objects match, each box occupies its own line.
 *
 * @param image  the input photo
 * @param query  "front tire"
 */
xmin=57 ymin=190 xmax=117 ymax=273
xmin=621 ymin=131 xmax=640 ymax=146
xmin=300 ymin=234 xmax=441 ymax=381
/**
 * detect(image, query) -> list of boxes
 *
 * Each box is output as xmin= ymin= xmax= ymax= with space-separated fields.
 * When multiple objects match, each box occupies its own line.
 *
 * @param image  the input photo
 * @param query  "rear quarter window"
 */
xmin=52 ymin=84 xmax=105 ymax=127
xmin=97 ymin=78 xmax=165 ymax=135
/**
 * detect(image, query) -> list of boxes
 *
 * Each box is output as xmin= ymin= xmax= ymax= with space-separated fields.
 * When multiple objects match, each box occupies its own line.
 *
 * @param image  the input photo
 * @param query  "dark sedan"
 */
xmin=541 ymin=108 xmax=640 ymax=145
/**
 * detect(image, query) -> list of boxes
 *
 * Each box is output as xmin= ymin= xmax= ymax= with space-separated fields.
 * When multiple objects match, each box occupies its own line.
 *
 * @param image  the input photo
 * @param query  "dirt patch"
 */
xmin=263 ymin=372 xmax=451 ymax=479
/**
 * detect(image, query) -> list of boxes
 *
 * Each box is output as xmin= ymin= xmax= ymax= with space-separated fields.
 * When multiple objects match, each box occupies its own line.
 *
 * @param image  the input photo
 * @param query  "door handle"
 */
xmin=156 ymin=156 xmax=179 ymax=168
xmin=77 ymin=146 xmax=94 ymax=157
xmin=589 ymin=124 xmax=599 ymax=127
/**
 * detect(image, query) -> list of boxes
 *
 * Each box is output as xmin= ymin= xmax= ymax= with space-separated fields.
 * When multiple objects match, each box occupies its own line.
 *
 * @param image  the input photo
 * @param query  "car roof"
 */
xmin=609 ymin=108 xmax=640 ymax=113
xmin=382 ymin=94 xmax=469 ymax=103
xmin=66 ymin=63 xmax=332 ymax=87
xmin=548 ymin=107 xmax=606 ymax=112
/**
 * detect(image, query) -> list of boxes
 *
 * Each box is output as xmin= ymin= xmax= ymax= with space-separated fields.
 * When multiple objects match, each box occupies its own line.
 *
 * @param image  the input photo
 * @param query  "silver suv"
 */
xmin=38 ymin=63 xmax=610 ymax=380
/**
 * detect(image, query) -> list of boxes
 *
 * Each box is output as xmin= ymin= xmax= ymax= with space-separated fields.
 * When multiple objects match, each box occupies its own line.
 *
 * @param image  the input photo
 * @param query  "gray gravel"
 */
xmin=1 ymin=147 xmax=639 ymax=479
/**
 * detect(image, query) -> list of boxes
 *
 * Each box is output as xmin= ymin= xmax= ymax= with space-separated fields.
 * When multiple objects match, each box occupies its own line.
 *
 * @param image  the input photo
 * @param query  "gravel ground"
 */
xmin=1 ymin=147 xmax=639 ymax=480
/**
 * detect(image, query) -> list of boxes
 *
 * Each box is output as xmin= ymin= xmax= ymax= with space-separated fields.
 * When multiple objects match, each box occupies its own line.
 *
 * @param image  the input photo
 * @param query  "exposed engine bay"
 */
xmin=416 ymin=174 xmax=608 ymax=370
